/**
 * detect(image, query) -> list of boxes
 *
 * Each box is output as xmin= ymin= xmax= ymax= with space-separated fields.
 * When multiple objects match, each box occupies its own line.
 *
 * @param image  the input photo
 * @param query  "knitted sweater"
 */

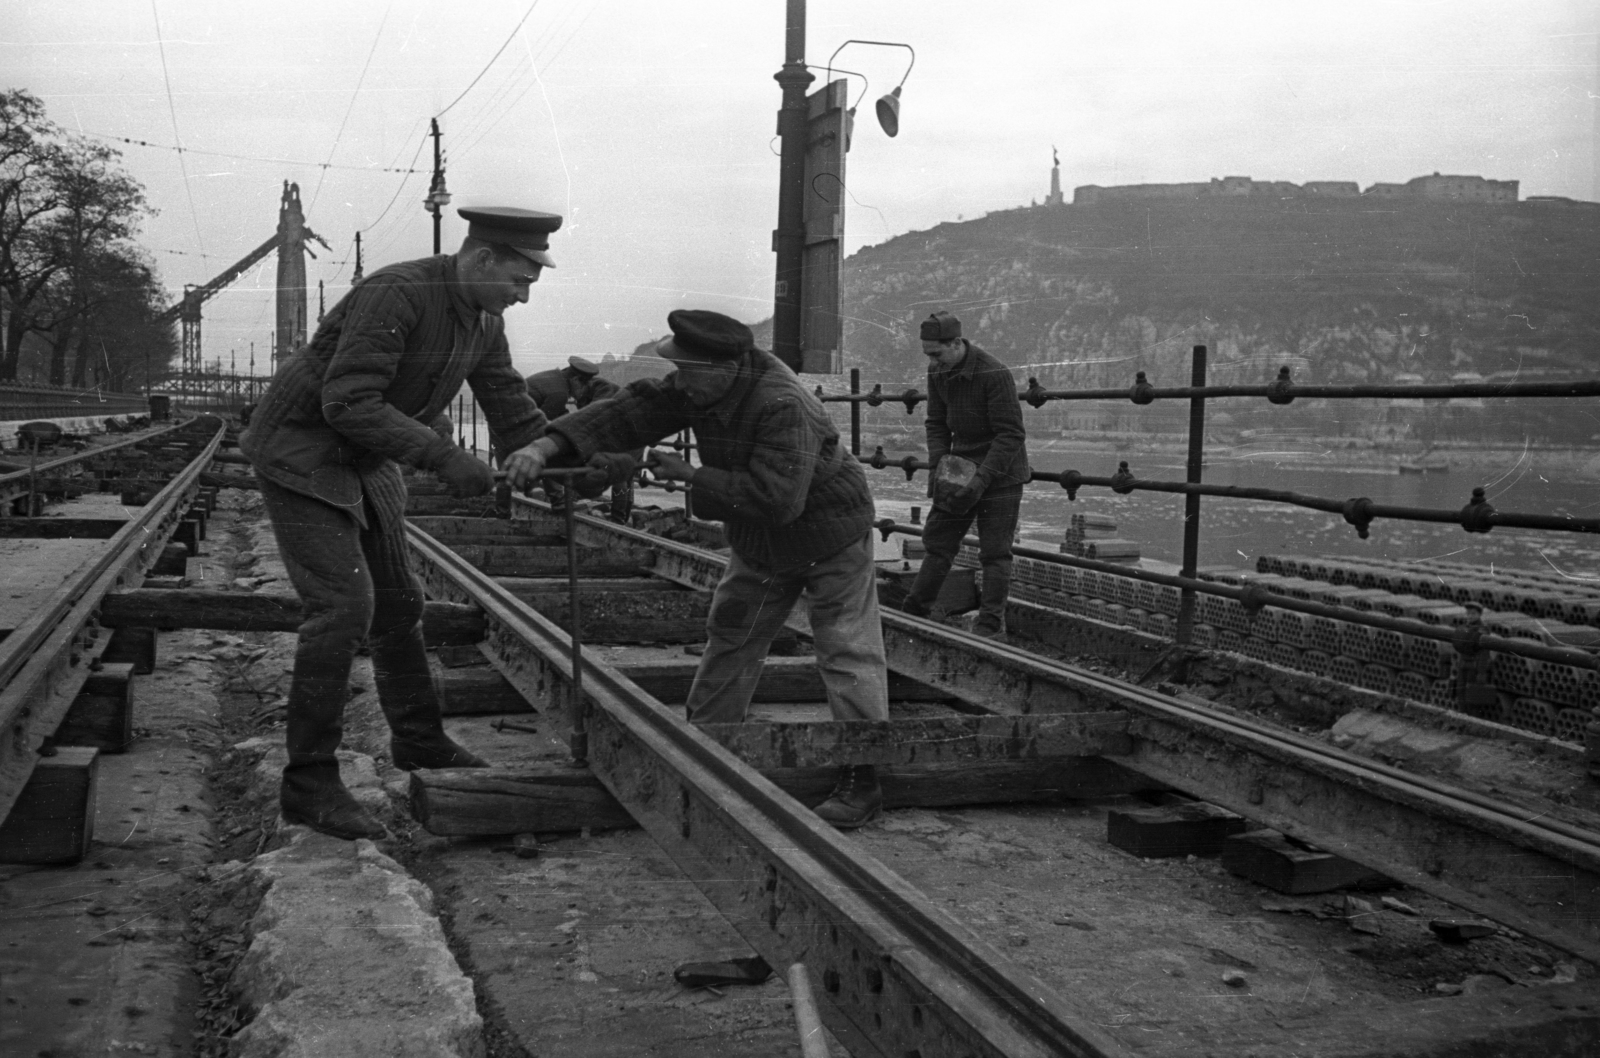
xmin=549 ymin=349 xmax=874 ymax=571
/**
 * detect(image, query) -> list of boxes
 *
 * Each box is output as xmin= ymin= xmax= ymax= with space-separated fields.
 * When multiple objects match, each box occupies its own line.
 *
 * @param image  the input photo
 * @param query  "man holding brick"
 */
xmin=900 ymin=310 xmax=1030 ymax=637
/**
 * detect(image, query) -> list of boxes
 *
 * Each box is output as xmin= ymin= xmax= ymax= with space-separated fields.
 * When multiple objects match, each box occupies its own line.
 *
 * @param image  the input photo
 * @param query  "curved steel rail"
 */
xmin=407 ymin=521 xmax=1132 ymax=1058
xmin=0 ymin=419 xmax=225 ymax=820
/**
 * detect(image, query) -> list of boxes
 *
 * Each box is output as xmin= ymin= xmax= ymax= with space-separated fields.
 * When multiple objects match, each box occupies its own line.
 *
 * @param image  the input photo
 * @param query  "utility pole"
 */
xmin=426 ymin=118 xmax=451 ymax=254
xmin=353 ymin=231 xmax=364 ymax=282
xmin=771 ymin=0 xmax=815 ymax=373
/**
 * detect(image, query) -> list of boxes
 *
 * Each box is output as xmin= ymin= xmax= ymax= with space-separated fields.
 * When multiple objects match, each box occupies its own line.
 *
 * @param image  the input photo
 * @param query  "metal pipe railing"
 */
xmin=815 ymin=367 xmax=1600 ymax=409
xmin=854 ymin=449 xmax=1600 ymax=538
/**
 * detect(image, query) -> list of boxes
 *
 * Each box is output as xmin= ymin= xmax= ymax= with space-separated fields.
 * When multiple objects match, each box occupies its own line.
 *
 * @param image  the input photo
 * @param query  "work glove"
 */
xmin=937 ymin=482 xmax=982 ymax=517
xmin=573 ymin=452 xmax=638 ymax=499
xmin=437 ymin=448 xmax=495 ymax=498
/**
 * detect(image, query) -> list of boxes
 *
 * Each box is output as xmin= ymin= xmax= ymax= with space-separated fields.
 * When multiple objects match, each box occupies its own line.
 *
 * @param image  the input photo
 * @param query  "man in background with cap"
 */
xmin=514 ymin=309 xmax=891 ymax=828
xmin=900 ymin=310 xmax=1030 ymax=638
xmin=241 ymin=206 xmax=563 ymax=841
xmin=524 ymin=355 xmax=622 ymax=514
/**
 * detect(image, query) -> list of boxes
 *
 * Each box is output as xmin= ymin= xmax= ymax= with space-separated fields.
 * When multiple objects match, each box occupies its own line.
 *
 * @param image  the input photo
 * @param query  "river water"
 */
xmin=865 ymin=439 xmax=1600 ymax=582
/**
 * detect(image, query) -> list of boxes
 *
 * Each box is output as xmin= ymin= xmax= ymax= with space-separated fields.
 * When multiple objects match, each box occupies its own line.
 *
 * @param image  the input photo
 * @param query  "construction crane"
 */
xmin=156 ymin=181 xmax=330 ymax=382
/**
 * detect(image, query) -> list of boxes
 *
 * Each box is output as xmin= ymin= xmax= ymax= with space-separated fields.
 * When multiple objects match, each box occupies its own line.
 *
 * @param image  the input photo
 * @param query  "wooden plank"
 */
xmin=1222 ymin=830 xmax=1390 ymax=894
xmin=437 ymin=666 xmax=535 ymax=715
xmin=616 ymin=658 xmax=959 ymax=705
xmin=698 ymin=712 xmax=1132 ymax=769
xmin=449 ymin=543 xmax=655 ymax=578
xmin=0 ymin=518 xmax=128 ymax=539
xmin=522 ymin=589 xmax=709 ymax=644
xmin=0 ymin=746 xmax=98 ymax=864
xmin=410 ymin=757 xmax=1154 ymax=837
xmin=54 ymin=663 xmax=136 ymax=752
xmin=98 ymin=589 xmax=486 ymax=644
xmin=494 ymin=576 xmax=681 ymax=597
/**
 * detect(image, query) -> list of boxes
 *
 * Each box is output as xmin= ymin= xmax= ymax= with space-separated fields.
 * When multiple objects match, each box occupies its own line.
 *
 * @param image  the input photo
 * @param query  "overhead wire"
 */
xmin=148 ymin=0 xmax=207 ymax=259
xmin=80 ymin=131 xmax=427 ymax=174
xmin=454 ymin=1 xmax=595 ymax=163
xmin=434 ymin=0 xmax=543 ymax=118
xmin=309 ymin=2 xmax=394 ymax=213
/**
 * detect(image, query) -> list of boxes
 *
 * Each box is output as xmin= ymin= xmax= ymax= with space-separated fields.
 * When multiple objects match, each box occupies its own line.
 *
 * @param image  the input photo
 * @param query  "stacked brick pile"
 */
xmin=951 ymin=532 xmax=1600 ymax=744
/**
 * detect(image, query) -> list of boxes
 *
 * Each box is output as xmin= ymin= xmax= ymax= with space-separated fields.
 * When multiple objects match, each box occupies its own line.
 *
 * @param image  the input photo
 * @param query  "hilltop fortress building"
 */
xmin=1071 ymin=172 xmax=1519 ymax=206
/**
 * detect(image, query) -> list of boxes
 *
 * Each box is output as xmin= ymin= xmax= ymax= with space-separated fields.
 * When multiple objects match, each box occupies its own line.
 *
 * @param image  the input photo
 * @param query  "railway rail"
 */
xmin=403 ymin=494 xmax=1600 ymax=1057
xmin=0 ymin=417 xmax=224 ymax=837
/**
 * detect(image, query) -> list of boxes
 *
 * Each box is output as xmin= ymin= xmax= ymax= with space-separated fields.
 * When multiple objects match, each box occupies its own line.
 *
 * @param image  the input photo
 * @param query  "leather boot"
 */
xmin=372 ymin=625 xmax=490 ymax=771
xmin=281 ymin=763 xmax=388 ymax=840
xmin=813 ymin=765 xmax=883 ymax=829
xmin=280 ymin=651 xmax=387 ymax=839
xmin=974 ymin=559 xmax=1012 ymax=637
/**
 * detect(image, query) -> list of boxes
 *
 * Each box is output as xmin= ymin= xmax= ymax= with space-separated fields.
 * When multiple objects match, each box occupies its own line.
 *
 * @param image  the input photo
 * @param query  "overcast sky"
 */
xmin=4 ymin=0 xmax=1596 ymax=374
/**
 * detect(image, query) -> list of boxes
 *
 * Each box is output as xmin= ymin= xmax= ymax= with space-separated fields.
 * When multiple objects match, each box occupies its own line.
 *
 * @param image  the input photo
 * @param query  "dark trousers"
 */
xmin=260 ymin=478 xmax=443 ymax=770
xmin=904 ymin=483 xmax=1022 ymax=634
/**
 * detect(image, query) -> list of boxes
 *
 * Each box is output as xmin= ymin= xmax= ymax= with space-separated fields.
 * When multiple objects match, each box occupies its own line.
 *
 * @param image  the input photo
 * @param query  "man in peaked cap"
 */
xmin=240 ymin=205 xmax=564 ymax=841
xmin=900 ymin=310 xmax=1030 ymax=637
xmin=512 ymin=309 xmax=892 ymax=829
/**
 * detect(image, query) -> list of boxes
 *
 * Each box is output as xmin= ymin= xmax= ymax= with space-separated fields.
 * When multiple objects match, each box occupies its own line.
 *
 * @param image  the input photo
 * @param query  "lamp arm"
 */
xmin=825 ymin=39 xmax=915 ymax=90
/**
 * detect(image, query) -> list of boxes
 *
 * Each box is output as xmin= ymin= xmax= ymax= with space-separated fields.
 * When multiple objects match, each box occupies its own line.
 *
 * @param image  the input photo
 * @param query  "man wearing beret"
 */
xmin=517 ymin=309 xmax=891 ymax=828
xmin=524 ymin=355 xmax=622 ymax=514
xmin=901 ymin=310 xmax=1030 ymax=637
xmin=241 ymin=206 xmax=561 ymax=840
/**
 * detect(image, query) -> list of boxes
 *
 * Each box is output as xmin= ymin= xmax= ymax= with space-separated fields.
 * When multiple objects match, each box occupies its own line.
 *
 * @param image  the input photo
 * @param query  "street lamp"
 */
xmin=826 ymin=39 xmax=915 ymax=137
xmin=424 ymin=117 xmax=451 ymax=254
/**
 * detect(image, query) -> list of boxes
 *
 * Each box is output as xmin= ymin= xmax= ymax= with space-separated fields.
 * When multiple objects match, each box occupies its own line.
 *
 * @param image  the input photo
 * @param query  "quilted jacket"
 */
xmin=548 ymin=349 xmax=875 ymax=571
xmin=240 ymin=254 xmax=546 ymax=529
xmin=524 ymin=368 xmax=619 ymax=423
xmin=924 ymin=339 xmax=1030 ymax=494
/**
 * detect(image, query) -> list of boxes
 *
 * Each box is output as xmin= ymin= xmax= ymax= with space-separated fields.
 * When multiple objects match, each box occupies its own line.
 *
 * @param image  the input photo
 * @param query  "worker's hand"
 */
xmin=573 ymin=452 xmax=637 ymax=499
xmin=646 ymin=447 xmax=694 ymax=482
xmin=437 ymin=449 xmax=495 ymax=498
xmin=939 ymin=483 xmax=982 ymax=516
xmin=504 ymin=437 xmax=561 ymax=490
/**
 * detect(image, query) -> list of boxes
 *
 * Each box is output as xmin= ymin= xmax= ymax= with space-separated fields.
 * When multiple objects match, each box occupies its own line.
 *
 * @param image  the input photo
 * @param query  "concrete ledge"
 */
xmin=230 ymin=830 xmax=485 ymax=1058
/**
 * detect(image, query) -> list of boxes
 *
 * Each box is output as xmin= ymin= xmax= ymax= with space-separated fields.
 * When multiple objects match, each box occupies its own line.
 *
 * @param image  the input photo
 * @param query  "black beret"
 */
xmin=920 ymin=311 xmax=962 ymax=342
xmin=657 ymin=309 xmax=755 ymax=363
xmin=458 ymin=206 xmax=562 ymax=268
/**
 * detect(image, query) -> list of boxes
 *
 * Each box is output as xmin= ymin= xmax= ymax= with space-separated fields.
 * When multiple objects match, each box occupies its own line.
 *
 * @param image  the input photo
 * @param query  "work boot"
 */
xmin=372 ymin=624 xmax=492 ymax=772
xmin=280 ymin=763 xmax=388 ymax=840
xmin=975 ymin=559 xmax=1011 ymax=638
xmin=813 ymin=765 xmax=883 ymax=829
xmin=899 ymin=595 xmax=930 ymax=618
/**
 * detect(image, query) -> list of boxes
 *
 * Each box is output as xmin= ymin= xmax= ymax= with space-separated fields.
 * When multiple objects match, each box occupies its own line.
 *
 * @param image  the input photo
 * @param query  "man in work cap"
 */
xmin=900 ymin=309 xmax=1030 ymax=637
xmin=524 ymin=354 xmax=624 ymax=513
xmin=525 ymin=355 xmax=618 ymax=423
xmin=240 ymin=204 xmax=564 ymax=841
xmin=513 ymin=309 xmax=892 ymax=829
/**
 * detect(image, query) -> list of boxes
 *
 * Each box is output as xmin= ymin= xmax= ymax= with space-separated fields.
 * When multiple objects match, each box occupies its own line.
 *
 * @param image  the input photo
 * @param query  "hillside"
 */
xmin=836 ymin=196 xmax=1600 ymax=440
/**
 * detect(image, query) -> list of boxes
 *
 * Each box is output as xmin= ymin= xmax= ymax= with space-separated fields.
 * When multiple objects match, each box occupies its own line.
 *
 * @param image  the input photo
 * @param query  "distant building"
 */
xmin=1404 ymin=173 xmax=1518 ymax=203
xmin=1071 ymin=173 xmax=1520 ymax=206
xmin=1046 ymin=147 xmax=1064 ymax=206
